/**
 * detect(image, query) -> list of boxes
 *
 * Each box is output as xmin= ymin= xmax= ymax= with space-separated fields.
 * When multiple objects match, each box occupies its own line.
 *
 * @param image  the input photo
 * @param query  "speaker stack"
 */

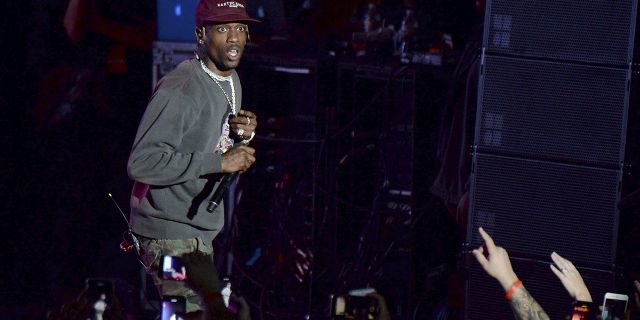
xmin=466 ymin=0 xmax=638 ymax=318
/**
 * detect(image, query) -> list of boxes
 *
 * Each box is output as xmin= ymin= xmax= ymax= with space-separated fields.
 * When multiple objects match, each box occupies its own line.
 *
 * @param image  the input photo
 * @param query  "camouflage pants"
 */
xmin=137 ymin=236 xmax=214 ymax=313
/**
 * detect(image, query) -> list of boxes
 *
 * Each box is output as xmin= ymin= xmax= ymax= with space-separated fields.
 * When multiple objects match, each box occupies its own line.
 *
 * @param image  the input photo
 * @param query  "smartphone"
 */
xmin=570 ymin=300 xmax=594 ymax=320
xmin=162 ymin=295 xmax=186 ymax=320
xmin=602 ymin=292 xmax=628 ymax=320
xmin=86 ymin=278 xmax=113 ymax=305
xmin=159 ymin=255 xmax=187 ymax=281
xmin=221 ymin=276 xmax=237 ymax=314
xmin=331 ymin=294 xmax=379 ymax=319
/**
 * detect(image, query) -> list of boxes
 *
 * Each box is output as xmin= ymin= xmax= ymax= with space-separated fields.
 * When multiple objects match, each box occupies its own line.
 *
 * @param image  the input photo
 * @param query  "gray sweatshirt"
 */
xmin=127 ymin=58 xmax=242 ymax=244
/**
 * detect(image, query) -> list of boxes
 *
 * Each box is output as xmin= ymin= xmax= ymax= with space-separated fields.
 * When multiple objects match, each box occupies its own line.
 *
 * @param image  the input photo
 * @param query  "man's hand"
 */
xmin=221 ymin=145 xmax=255 ymax=173
xmin=229 ymin=110 xmax=258 ymax=141
xmin=472 ymin=227 xmax=519 ymax=291
xmin=549 ymin=251 xmax=592 ymax=302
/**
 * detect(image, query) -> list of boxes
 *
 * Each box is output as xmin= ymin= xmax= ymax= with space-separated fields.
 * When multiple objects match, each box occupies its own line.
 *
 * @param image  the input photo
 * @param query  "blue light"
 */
xmin=174 ymin=4 xmax=182 ymax=17
xmin=257 ymin=5 xmax=265 ymax=19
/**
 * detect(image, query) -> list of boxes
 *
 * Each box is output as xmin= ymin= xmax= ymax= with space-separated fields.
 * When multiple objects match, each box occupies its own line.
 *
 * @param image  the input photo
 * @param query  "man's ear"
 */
xmin=195 ymin=26 xmax=206 ymax=44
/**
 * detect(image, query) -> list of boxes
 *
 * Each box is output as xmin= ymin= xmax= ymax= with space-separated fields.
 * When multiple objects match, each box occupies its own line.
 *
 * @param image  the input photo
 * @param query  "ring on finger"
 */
xmin=237 ymin=128 xmax=245 ymax=137
xmin=246 ymin=117 xmax=251 ymax=126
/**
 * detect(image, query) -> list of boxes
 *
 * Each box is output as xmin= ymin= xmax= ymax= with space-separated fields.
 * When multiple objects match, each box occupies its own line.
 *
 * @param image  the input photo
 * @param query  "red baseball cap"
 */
xmin=196 ymin=0 xmax=260 ymax=27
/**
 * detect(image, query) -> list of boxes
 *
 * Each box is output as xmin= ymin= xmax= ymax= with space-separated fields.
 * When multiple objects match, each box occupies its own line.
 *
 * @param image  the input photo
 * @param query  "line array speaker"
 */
xmin=466 ymin=0 xmax=638 ymax=318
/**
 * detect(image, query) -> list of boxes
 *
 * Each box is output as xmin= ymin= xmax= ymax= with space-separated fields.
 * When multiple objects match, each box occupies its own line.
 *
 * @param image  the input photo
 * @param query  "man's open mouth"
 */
xmin=227 ymin=47 xmax=241 ymax=60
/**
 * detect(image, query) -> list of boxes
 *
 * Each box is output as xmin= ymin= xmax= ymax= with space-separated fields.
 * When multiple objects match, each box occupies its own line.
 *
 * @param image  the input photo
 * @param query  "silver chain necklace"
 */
xmin=197 ymin=55 xmax=236 ymax=115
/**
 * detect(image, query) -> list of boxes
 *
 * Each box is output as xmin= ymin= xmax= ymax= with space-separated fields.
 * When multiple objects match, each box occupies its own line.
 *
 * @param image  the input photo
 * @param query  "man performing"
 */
xmin=126 ymin=0 xmax=258 ymax=314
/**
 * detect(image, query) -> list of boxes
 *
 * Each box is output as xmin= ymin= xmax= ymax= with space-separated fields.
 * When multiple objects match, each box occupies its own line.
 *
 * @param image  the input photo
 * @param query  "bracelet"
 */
xmin=504 ymin=280 xmax=523 ymax=300
xmin=572 ymin=300 xmax=595 ymax=311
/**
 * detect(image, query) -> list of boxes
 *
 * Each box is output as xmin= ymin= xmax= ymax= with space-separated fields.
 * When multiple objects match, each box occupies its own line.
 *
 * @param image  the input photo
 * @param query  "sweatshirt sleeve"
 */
xmin=127 ymin=89 xmax=222 ymax=186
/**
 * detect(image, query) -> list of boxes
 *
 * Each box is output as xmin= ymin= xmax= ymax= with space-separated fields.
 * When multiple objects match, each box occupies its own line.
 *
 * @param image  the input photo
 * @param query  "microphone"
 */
xmin=207 ymin=172 xmax=239 ymax=212
xmin=208 ymin=114 xmax=253 ymax=213
xmin=107 ymin=193 xmax=140 ymax=254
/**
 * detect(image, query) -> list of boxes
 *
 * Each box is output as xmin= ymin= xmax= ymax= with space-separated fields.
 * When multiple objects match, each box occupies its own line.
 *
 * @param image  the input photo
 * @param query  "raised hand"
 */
xmin=472 ymin=227 xmax=519 ymax=291
xmin=549 ymin=251 xmax=592 ymax=302
xmin=472 ymin=227 xmax=551 ymax=320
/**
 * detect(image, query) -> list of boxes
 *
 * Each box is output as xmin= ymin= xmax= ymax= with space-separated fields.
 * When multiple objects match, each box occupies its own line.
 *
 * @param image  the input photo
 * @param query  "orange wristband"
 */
xmin=504 ymin=280 xmax=522 ymax=300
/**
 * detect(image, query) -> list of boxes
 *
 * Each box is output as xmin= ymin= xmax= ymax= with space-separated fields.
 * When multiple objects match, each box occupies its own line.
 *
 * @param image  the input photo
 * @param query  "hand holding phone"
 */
xmin=162 ymin=296 xmax=186 ymax=320
xmin=85 ymin=278 xmax=114 ymax=319
xmin=86 ymin=278 xmax=113 ymax=305
xmin=159 ymin=255 xmax=187 ymax=281
xmin=331 ymin=294 xmax=380 ymax=319
xmin=221 ymin=276 xmax=238 ymax=313
xmin=602 ymin=292 xmax=628 ymax=320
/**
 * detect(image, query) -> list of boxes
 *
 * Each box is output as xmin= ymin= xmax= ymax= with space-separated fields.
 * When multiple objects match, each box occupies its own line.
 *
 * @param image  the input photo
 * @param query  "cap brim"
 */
xmin=201 ymin=13 xmax=261 ymax=24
